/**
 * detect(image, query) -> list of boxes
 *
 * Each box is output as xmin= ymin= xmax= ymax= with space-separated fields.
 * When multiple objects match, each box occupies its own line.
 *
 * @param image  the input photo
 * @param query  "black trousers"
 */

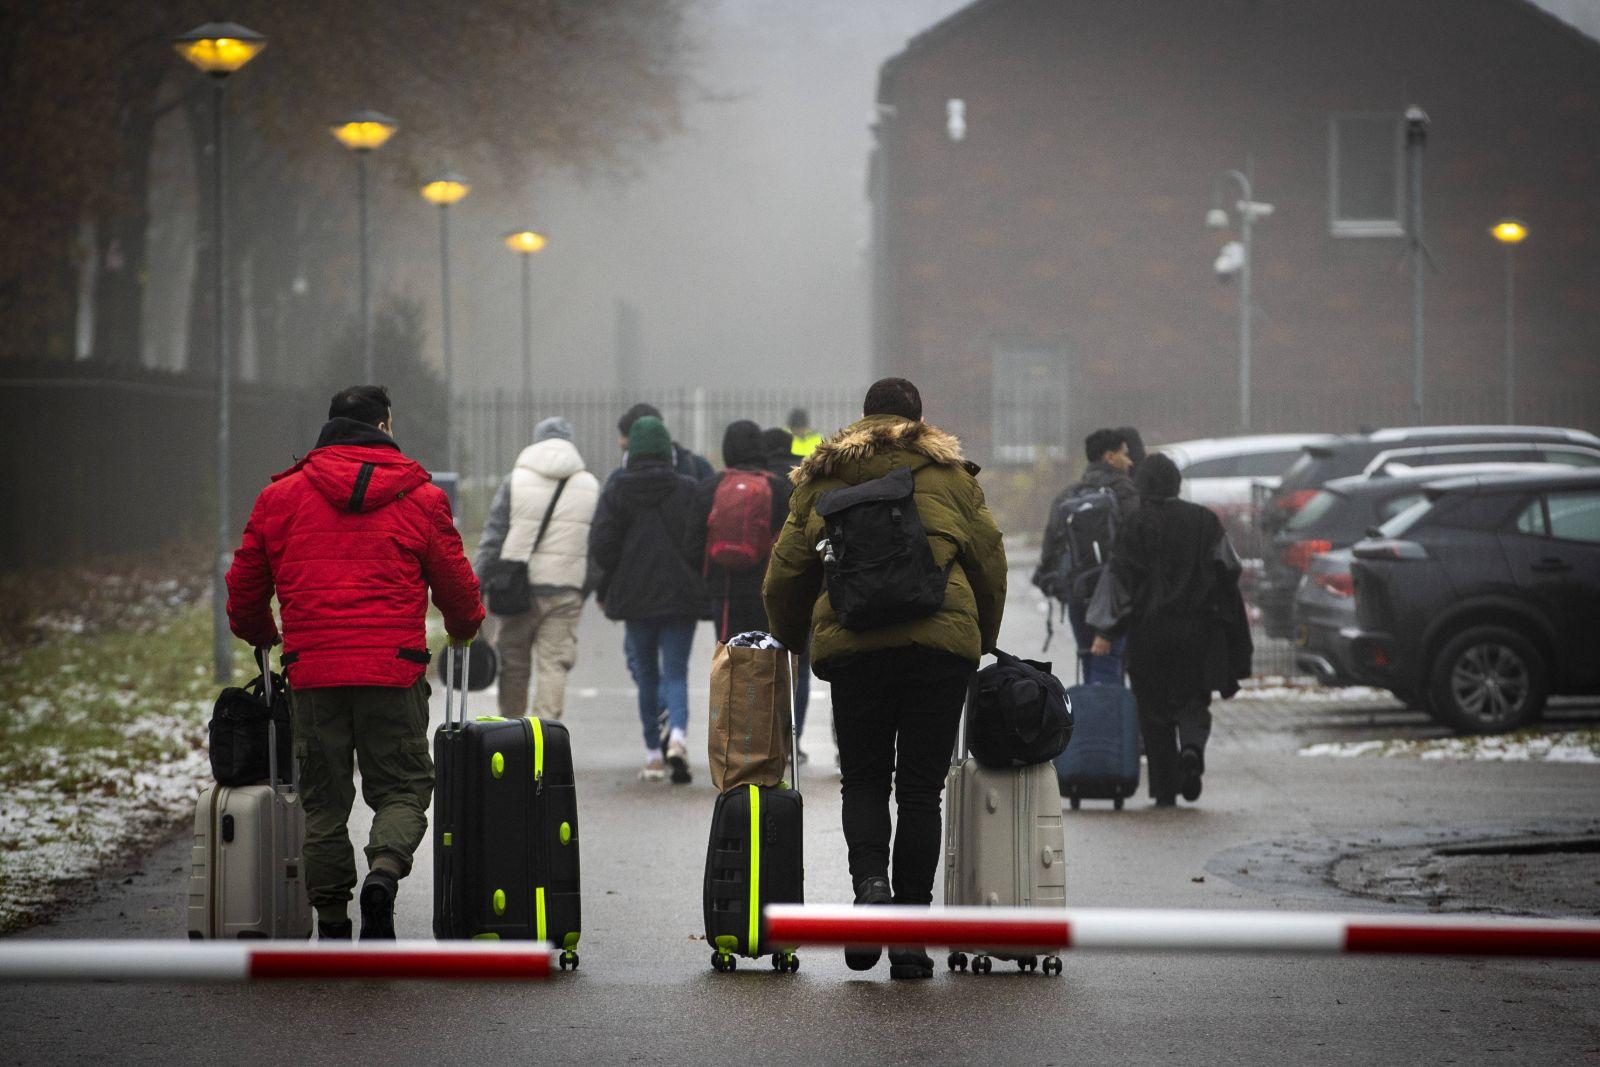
xmin=1130 ymin=673 xmax=1212 ymax=800
xmin=828 ymin=648 xmax=972 ymax=905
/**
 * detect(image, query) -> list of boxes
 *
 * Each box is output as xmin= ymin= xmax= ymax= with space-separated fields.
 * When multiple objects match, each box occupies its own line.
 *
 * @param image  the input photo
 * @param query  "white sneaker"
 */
xmin=639 ymin=756 xmax=666 ymax=782
xmin=665 ymin=739 xmax=692 ymax=785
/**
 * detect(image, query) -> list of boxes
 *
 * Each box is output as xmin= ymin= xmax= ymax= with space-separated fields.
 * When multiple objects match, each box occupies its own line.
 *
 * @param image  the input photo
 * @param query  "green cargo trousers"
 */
xmin=289 ymin=678 xmax=433 ymax=915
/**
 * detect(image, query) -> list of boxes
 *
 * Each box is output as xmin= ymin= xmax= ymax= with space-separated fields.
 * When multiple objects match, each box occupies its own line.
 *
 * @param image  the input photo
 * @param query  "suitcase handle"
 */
xmin=443 ymin=643 xmax=470 ymax=732
xmin=255 ymin=647 xmax=290 ymax=793
xmin=788 ymin=652 xmax=800 ymax=793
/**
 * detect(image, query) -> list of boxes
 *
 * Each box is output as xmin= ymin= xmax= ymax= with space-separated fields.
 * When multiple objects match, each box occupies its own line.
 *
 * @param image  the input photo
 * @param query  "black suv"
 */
xmin=1347 ymin=470 xmax=1600 ymax=732
xmin=1259 ymin=426 xmax=1600 ymax=538
xmin=1257 ymin=463 xmax=1558 ymax=638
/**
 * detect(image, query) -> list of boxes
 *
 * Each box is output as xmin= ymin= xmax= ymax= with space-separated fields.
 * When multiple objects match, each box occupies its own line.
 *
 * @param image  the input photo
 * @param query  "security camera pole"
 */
xmin=1208 ymin=167 xmax=1274 ymax=433
xmin=1405 ymin=106 xmax=1429 ymax=425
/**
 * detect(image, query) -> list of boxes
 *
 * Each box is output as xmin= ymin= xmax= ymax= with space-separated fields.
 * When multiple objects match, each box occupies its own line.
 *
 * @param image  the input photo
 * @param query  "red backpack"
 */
xmin=706 ymin=471 xmax=774 ymax=571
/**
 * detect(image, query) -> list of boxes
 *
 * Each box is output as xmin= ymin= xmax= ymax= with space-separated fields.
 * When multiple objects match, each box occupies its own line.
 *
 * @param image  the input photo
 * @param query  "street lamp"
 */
xmin=421 ymin=175 xmax=470 ymax=471
xmin=330 ymin=110 xmax=398 ymax=381
xmin=1208 ymin=168 xmax=1274 ymax=433
xmin=503 ymin=230 xmax=548 ymax=419
xmin=1491 ymin=218 xmax=1528 ymax=424
xmin=1405 ymin=106 xmax=1430 ymax=424
xmin=173 ymin=20 xmax=266 ymax=683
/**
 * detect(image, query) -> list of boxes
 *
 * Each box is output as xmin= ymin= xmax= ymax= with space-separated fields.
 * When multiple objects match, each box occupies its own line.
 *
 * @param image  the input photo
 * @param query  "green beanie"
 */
xmin=627 ymin=414 xmax=672 ymax=460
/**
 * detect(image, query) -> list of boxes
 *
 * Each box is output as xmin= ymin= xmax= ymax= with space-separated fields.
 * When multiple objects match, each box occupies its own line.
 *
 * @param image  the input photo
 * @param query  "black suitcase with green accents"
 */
xmin=432 ymin=645 xmax=581 ymax=968
xmin=703 ymin=664 xmax=803 ymax=973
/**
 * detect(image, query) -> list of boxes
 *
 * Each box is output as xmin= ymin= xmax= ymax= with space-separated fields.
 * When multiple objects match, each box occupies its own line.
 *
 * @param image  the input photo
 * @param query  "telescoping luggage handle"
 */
xmin=788 ymin=652 xmax=800 ymax=791
xmin=254 ymin=647 xmax=293 ymax=793
xmin=443 ymin=642 xmax=470 ymax=733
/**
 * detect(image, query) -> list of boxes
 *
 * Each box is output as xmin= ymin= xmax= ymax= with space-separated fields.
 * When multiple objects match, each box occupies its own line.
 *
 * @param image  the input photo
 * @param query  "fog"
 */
xmin=426 ymin=0 xmax=969 ymax=394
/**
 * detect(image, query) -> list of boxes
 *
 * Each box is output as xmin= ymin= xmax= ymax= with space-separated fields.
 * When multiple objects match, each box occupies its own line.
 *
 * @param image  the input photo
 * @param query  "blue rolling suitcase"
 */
xmin=1053 ymin=682 xmax=1140 ymax=809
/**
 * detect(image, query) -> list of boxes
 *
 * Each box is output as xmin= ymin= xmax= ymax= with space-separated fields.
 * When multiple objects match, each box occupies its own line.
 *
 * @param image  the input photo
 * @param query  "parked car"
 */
xmin=1160 ymin=434 xmax=1333 ymax=557
xmin=1258 ymin=462 xmax=1564 ymax=639
xmin=1291 ymin=547 xmax=1370 ymax=689
xmin=1259 ymin=425 xmax=1600 ymax=538
xmin=1345 ymin=469 xmax=1600 ymax=733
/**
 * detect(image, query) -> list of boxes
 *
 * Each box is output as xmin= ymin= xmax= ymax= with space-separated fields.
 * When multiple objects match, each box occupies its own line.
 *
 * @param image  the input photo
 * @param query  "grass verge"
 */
xmin=0 ymin=602 xmax=252 ymax=934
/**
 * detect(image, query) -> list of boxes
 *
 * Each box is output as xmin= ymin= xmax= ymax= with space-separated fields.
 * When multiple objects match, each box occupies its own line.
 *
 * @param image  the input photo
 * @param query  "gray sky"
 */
xmin=432 ymin=0 xmax=1600 ymax=396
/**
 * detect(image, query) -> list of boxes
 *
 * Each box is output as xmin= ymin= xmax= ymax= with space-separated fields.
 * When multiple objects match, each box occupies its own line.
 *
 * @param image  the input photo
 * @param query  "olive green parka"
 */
xmin=761 ymin=415 xmax=1007 ymax=676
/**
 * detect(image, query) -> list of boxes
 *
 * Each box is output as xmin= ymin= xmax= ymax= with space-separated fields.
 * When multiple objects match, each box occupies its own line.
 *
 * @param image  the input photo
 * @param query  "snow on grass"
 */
xmin=1300 ymin=730 xmax=1600 ymax=763
xmin=0 ymin=603 xmax=247 ymax=934
xmin=1234 ymin=675 xmax=1392 ymax=702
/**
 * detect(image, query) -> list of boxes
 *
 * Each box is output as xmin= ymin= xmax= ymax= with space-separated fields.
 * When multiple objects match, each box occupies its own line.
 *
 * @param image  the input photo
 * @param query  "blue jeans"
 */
xmin=624 ymin=619 xmax=696 ymax=750
xmin=1067 ymin=599 xmax=1125 ymax=686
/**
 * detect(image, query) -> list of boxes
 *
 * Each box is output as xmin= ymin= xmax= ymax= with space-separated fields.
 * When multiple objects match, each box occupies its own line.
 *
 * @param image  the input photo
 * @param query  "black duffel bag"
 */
xmin=966 ymin=649 xmax=1073 ymax=769
xmin=435 ymin=639 xmax=498 ymax=692
xmin=209 ymin=654 xmax=293 ymax=786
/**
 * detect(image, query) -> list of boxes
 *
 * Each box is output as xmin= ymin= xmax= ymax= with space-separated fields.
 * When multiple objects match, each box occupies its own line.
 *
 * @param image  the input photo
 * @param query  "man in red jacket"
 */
xmin=227 ymin=385 xmax=484 ymax=940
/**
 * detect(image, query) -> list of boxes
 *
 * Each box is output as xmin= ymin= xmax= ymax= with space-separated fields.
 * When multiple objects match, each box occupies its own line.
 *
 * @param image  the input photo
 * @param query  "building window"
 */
xmin=991 ymin=347 xmax=1068 ymax=465
xmin=1328 ymin=112 xmax=1405 ymax=238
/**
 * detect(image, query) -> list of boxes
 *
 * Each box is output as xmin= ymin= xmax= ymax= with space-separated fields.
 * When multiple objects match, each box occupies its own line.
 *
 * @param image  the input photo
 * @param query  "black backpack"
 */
xmin=815 ymin=465 xmax=951 ymax=631
xmin=1037 ymin=484 xmax=1119 ymax=609
xmin=208 ymin=667 xmax=293 ymax=787
xmin=966 ymin=650 xmax=1074 ymax=769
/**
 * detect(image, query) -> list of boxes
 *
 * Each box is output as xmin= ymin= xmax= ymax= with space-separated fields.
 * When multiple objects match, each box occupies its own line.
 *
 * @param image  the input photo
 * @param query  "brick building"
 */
xmin=869 ymin=0 xmax=1600 ymax=465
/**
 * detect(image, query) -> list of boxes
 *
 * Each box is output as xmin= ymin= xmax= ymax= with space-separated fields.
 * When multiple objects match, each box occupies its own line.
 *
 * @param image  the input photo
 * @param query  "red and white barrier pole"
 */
xmin=0 ymin=941 xmax=553 ymax=982
xmin=764 ymin=905 xmax=1600 ymax=960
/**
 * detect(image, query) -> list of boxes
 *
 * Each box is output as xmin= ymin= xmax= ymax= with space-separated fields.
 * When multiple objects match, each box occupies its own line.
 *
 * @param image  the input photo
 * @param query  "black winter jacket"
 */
xmin=1087 ymin=458 xmax=1252 ymax=696
xmin=588 ymin=457 xmax=702 ymax=621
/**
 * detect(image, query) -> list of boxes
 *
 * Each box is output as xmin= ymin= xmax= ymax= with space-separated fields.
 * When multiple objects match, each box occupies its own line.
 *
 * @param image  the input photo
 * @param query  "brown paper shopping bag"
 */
xmin=707 ymin=642 xmax=792 ymax=791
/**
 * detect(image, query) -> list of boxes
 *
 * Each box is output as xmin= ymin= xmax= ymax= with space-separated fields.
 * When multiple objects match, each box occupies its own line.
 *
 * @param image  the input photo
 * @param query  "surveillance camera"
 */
xmin=1405 ymin=105 xmax=1429 ymax=128
xmin=1214 ymin=241 xmax=1245 ymax=281
xmin=946 ymin=99 xmax=966 ymax=142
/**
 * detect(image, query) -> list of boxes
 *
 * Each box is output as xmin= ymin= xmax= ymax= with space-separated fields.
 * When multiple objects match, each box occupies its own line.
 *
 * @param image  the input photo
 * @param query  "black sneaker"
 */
xmin=317 ymin=918 xmax=353 ymax=940
xmin=359 ymin=871 xmax=398 ymax=940
xmin=888 ymin=947 xmax=934 ymax=980
xmin=845 ymin=876 xmax=891 ymax=971
xmin=1179 ymin=747 xmax=1204 ymax=803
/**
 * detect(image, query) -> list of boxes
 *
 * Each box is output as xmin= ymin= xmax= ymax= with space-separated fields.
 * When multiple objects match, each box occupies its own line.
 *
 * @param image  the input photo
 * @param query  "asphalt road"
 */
xmin=6 ymin=565 xmax=1600 ymax=1065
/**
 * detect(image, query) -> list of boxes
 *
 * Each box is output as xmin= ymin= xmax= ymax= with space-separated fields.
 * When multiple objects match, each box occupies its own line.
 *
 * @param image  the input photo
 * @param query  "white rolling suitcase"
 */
xmin=942 ymin=700 xmax=1066 ymax=976
xmin=187 ymin=659 xmax=311 ymax=939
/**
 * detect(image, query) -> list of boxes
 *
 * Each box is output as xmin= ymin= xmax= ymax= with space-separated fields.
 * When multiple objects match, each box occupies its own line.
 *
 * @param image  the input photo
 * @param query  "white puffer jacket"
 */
xmin=482 ymin=439 xmax=599 ymax=591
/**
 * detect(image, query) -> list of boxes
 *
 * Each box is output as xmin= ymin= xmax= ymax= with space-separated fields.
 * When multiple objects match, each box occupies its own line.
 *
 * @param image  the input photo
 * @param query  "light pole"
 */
xmin=1208 ymin=168 xmax=1274 ymax=433
xmin=503 ymin=229 xmax=548 ymax=430
xmin=173 ymin=21 xmax=266 ymax=683
xmin=1491 ymin=219 xmax=1528 ymax=424
xmin=330 ymin=110 xmax=398 ymax=382
xmin=1405 ymin=106 xmax=1430 ymax=424
xmin=421 ymin=175 xmax=470 ymax=471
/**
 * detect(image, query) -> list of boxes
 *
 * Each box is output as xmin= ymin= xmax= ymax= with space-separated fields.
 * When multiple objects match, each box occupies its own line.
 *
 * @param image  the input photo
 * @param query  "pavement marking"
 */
xmin=0 ymin=941 xmax=553 ymax=982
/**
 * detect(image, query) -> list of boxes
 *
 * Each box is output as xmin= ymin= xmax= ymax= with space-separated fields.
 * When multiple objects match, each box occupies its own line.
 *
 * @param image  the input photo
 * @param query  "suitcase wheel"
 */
xmin=711 ymin=950 xmax=737 ymax=973
xmin=559 ymin=949 xmax=580 ymax=971
xmin=1070 ymin=796 xmax=1082 ymax=811
xmin=1016 ymin=956 xmax=1038 ymax=973
xmin=947 ymin=951 xmax=968 ymax=972
xmin=770 ymin=951 xmax=799 ymax=974
xmin=1113 ymin=797 xmax=1124 ymax=811
xmin=971 ymin=954 xmax=993 ymax=975
xmin=1043 ymin=955 xmax=1063 ymax=977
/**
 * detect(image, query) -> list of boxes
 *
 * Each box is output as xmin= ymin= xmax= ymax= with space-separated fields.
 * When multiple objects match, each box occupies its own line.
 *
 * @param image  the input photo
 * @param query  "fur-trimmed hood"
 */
xmin=792 ymin=415 xmax=977 ymax=487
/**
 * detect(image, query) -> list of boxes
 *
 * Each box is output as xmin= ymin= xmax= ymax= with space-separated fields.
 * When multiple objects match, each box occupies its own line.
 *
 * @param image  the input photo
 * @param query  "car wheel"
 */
xmin=1427 ymin=626 xmax=1547 ymax=734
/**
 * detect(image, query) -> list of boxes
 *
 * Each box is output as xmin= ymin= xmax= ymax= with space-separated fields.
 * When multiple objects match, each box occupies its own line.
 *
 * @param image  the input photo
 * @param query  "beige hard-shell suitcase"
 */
xmin=187 ymin=662 xmax=311 ymax=940
xmin=942 ymin=707 xmax=1066 ymax=975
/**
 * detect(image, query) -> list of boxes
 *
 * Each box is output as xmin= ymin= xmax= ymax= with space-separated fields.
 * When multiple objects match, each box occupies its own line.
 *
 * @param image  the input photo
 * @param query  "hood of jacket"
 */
xmin=614 ymin=457 xmax=686 ymax=507
xmin=1135 ymin=452 xmax=1183 ymax=501
xmin=792 ymin=414 xmax=974 ymax=488
xmin=721 ymin=419 xmax=766 ymax=469
xmin=515 ymin=437 xmax=586 ymax=481
xmin=1080 ymin=460 xmax=1132 ymax=491
xmin=279 ymin=422 xmax=428 ymax=514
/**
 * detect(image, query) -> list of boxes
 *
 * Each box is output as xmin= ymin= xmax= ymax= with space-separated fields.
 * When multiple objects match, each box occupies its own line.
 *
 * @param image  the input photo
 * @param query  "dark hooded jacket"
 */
xmin=688 ymin=421 xmax=793 ymax=640
xmin=588 ymin=454 xmax=702 ymax=621
xmin=1087 ymin=453 xmax=1252 ymax=696
xmin=762 ymin=428 xmax=799 ymax=477
xmin=225 ymin=418 xmax=484 ymax=689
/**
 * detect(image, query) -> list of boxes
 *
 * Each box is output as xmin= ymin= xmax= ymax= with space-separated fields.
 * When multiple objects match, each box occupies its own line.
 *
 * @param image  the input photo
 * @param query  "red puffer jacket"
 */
xmin=226 ymin=423 xmax=484 ymax=689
